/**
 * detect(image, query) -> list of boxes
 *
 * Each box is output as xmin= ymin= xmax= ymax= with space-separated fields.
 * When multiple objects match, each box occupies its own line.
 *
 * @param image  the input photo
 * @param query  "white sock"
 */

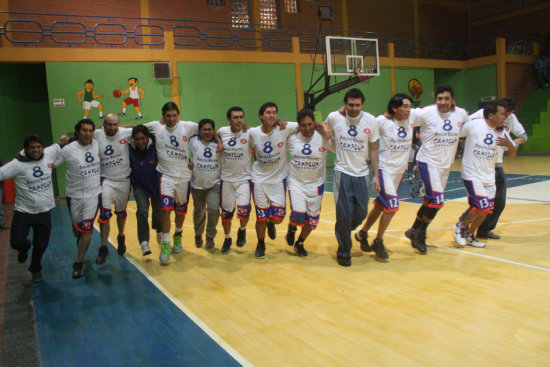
xmin=175 ymin=227 xmax=183 ymax=233
xmin=122 ymin=108 xmax=126 ymax=113
xmin=162 ymin=233 xmax=170 ymax=242
xmin=225 ymin=233 xmax=231 ymax=239
xmin=239 ymin=226 xmax=246 ymax=230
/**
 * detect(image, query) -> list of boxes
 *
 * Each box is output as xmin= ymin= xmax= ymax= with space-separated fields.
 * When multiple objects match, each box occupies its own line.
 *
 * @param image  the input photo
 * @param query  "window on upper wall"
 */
xmin=207 ymin=0 xmax=225 ymax=7
xmin=284 ymin=0 xmax=299 ymax=14
xmin=260 ymin=0 xmax=278 ymax=29
xmin=232 ymin=0 xmax=250 ymax=29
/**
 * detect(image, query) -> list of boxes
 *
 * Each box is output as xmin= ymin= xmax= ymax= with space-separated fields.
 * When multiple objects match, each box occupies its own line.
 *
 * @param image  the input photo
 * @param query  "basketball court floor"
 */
xmin=1 ymin=156 xmax=549 ymax=366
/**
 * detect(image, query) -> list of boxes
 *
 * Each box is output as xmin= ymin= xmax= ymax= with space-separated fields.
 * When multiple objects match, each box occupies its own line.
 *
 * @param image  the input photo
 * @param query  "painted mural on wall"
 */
xmin=114 ymin=77 xmax=145 ymax=120
xmin=408 ymin=79 xmax=423 ymax=107
xmin=76 ymin=79 xmax=104 ymax=119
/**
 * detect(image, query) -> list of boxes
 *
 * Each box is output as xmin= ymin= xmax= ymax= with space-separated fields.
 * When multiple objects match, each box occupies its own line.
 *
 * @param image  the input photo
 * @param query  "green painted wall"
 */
xmin=395 ymin=67 xmax=435 ymax=107
xmin=435 ymin=65 xmax=497 ymax=113
xmin=177 ymin=62 xmax=298 ymax=126
xmin=45 ymin=62 xmax=172 ymax=196
xmin=0 ymin=64 xmax=52 ymax=162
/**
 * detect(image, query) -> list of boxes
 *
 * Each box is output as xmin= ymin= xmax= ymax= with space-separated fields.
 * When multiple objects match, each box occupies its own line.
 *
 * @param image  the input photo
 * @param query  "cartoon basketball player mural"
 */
xmin=77 ymin=79 xmax=104 ymax=119
xmin=114 ymin=77 xmax=145 ymax=120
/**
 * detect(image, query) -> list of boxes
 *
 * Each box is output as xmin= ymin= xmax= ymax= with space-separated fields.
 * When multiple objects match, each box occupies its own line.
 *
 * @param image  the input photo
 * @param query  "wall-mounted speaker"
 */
xmin=152 ymin=62 xmax=171 ymax=80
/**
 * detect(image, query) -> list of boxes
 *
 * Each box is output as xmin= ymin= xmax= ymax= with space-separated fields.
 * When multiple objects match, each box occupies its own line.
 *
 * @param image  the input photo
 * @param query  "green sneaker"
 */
xmin=160 ymin=241 xmax=171 ymax=264
xmin=173 ymin=231 xmax=183 ymax=254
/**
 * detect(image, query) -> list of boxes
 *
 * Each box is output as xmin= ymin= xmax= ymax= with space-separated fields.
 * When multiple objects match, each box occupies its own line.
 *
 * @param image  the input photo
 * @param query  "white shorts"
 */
xmin=220 ymin=180 xmax=251 ymax=221
xmin=417 ymin=161 xmax=450 ymax=208
xmin=67 ymin=195 xmax=100 ymax=234
xmin=158 ymin=172 xmax=190 ymax=215
xmin=288 ymin=182 xmax=323 ymax=229
xmin=83 ymin=100 xmax=101 ymax=110
xmin=99 ymin=177 xmax=130 ymax=223
xmin=463 ymin=180 xmax=495 ymax=213
xmin=252 ymin=179 xmax=286 ymax=221
xmin=373 ymin=169 xmax=402 ymax=212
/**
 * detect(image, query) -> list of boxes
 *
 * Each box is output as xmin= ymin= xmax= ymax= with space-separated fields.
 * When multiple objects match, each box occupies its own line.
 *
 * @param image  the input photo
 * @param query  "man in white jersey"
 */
xmin=458 ymin=98 xmax=527 ymax=239
xmin=324 ymin=88 xmax=380 ymax=267
xmin=355 ymin=94 xmax=419 ymax=260
xmin=189 ymin=119 xmax=222 ymax=250
xmin=54 ymin=119 xmax=101 ymax=279
xmin=285 ymin=108 xmax=332 ymax=256
xmin=249 ymin=102 xmax=299 ymax=258
xmin=94 ymin=113 xmax=132 ymax=264
xmin=145 ymin=102 xmax=222 ymax=264
xmin=0 ymin=134 xmax=68 ymax=282
xmin=404 ymin=85 xmax=469 ymax=254
xmin=454 ymin=102 xmax=517 ymax=247
xmin=218 ymin=106 xmax=252 ymax=254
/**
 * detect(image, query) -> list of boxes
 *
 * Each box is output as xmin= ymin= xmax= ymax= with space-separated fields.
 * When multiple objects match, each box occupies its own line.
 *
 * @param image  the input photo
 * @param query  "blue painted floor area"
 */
xmin=33 ymin=206 xmax=240 ymax=367
xmin=324 ymin=170 xmax=550 ymax=203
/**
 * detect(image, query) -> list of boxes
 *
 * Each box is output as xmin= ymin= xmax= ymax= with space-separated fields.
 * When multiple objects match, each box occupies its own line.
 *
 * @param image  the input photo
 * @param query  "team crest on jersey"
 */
xmin=82 ymin=221 xmax=91 ymax=229
xmin=240 ymin=138 xmax=248 ymax=144
xmin=277 ymin=208 xmax=286 ymax=216
xmin=277 ymin=142 xmax=284 ymax=148
xmin=310 ymin=218 xmax=319 ymax=227
xmin=458 ymin=121 xmax=463 ymax=127
xmin=47 ymin=163 xmax=53 ymax=168
xmin=182 ymin=136 xmax=188 ymax=142
xmin=119 ymin=139 xmax=127 ymax=144
xmin=149 ymin=159 xmax=157 ymax=164
xmin=319 ymin=147 xmax=326 ymax=152
xmin=363 ymin=128 xmax=371 ymax=134
xmin=237 ymin=208 xmax=247 ymax=216
xmin=504 ymin=126 xmax=510 ymax=132
xmin=410 ymin=123 xmax=414 ymax=129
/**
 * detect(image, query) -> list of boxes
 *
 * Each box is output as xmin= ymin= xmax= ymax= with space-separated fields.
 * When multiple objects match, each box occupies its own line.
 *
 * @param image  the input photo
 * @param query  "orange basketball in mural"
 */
xmin=113 ymin=89 xmax=122 ymax=98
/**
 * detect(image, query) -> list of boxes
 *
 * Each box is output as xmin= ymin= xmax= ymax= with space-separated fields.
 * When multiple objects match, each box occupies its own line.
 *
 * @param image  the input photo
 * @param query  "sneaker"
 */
xmin=255 ymin=240 xmax=266 ymax=258
xmin=195 ymin=235 xmax=203 ymax=248
xmin=159 ymin=241 xmax=171 ymax=264
xmin=285 ymin=224 xmax=297 ymax=246
xmin=0 ymin=222 xmax=9 ymax=229
xmin=96 ymin=246 xmax=109 ymax=264
xmin=206 ymin=237 xmax=215 ymax=249
xmin=18 ymin=250 xmax=28 ymax=263
xmin=32 ymin=272 xmax=43 ymax=283
xmin=354 ymin=231 xmax=371 ymax=252
xmin=173 ymin=232 xmax=183 ymax=253
xmin=236 ymin=228 xmax=246 ymax=247
xmin=266 ymin=221 xmax=276 ymax=240
xmin=117 ymin=234 xmax=126 ymax=256
xmin=72 ymin=261 xmax=83 ymax=279
xmin=221 ymin=238 xmax=232 ymax=254
xmin=465 ymin=233 xmax=485 ymax=248
xmin=293 ymin=241 xmax=308 ymax=257
xmin=406 ymin=228 xmax=427 ymax=254
xmin=119 ymin=112 xmax=126 ymax=116
xmin=477 ymin=230 xmax=500 ymax=240
xmin=141 ymin=241 xmax=151 ymax=256
xmin=453 ymin=222 xmax=466 ymax=247
xmin=156 ymin=232 xmax=162 ymax=245
xmin=337 ymin=255 xmax=351 ymax=267
xmin=371 ymin=239 xmax=389 ymax=259
xmin=136 ymin=116 xmax=143 ymax=120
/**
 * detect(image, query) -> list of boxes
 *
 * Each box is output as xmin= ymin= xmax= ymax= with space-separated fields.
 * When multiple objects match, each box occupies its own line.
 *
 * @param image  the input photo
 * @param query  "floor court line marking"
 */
xmin=318 ymin=218 xmax=550 ymax=272
xmin=94 ymin=222 xmax=254 ymax=367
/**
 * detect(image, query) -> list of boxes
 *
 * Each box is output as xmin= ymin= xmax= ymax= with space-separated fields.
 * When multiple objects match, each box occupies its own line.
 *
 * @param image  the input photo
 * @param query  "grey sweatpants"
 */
xmin=192 ymin=183 xmax=220 ymax=240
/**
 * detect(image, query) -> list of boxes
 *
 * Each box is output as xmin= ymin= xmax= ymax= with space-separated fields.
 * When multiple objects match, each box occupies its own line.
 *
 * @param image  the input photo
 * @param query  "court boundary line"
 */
xmin=95 ymin=221 xmax=254 ymax=367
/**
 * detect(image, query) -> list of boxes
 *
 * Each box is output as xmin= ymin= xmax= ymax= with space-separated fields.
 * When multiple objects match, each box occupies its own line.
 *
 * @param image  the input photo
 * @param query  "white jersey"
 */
xmin=460 ymin=119 xmax=513 ymax=183
xmin=129 ymin=85 xmax=140 ymax=99
xmin=250 ymin=122 xmax=298 ymax=183
xmin=145 ymin=120 xmax=198 ymax=179
xmin=469 ymin=109 xmax=526 ymax=164
xmin=325 ymin=111 xmax=379 ymax=177
xmin=377 ymin=109 xmax=421 ymax=176
xmin=415 ymin=105 xmax=469 ymax=169
xmin=94 ymin=127 xmax=132 ymax=180
xmin=54 ymin=140 xmax=101 ymax=199
xmin=189 ymin=136 xmax=221 ymax=189
xmin=0 ymin=145 xmax=60 ymax=214
xmin=218 ymin=126 xmax=252 ymax=182
xmin=287 ymin=131 xmax=332 ymax=189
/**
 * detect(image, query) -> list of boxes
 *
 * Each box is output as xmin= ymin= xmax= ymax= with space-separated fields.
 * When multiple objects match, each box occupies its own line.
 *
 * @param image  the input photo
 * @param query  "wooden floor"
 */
xmin=118 ymin=156 xmax=550 ymax=367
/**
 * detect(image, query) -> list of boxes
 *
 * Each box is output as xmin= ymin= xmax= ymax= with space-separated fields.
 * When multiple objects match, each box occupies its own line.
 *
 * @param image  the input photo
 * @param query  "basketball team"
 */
xmin=0 ymin=85 xmax=527 ymax=281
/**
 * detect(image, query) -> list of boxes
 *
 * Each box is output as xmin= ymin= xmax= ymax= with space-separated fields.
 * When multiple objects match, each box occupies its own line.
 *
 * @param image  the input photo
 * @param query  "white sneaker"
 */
xmin=465 ymin=233 xmax=486 ymax=248
xmin=453 ymin=222 xmax=466 ymax=247
xmin=141 ymin=241 xmax=151 ymax=256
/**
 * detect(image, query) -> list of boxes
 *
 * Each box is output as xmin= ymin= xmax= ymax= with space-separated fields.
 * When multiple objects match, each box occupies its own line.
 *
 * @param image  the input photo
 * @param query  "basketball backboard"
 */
xmin=325 ymin=36 xmax=379 ymax=77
